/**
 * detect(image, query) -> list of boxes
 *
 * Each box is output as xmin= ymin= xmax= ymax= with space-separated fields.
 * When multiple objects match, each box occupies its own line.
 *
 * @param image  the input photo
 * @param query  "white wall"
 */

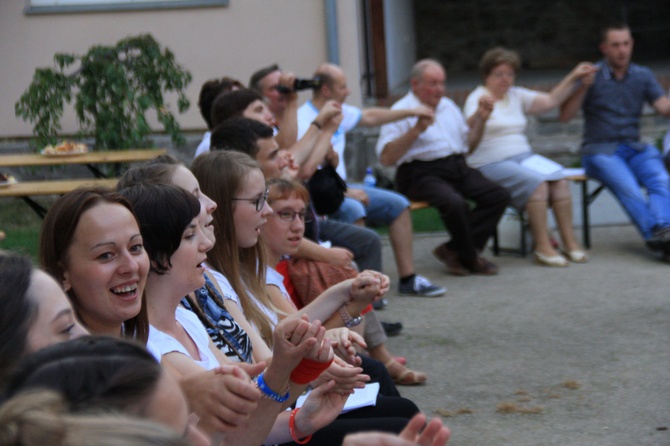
xmin=0 ymin=0 xmax=348 ymax=138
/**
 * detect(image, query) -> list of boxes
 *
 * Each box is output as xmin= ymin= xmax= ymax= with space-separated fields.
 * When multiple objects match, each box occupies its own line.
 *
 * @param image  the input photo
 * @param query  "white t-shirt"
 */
xmin=376 ymin=91 xmax=469 ymax=166
xmin=148 ymin=306 xmax=220 ymax=370
xmin=194 ymin=131 xmax=211 ymax=158
xmin=463 ymin=86 xmax=539 ymax=168
xmin=266 ymin=266 xmax=292 ymax=304
xmin=297 ymin=100 xmax=362 ymax=180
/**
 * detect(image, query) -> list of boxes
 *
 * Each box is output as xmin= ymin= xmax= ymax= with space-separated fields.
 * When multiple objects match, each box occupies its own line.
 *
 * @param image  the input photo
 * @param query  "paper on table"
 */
xmin=296 ymin=382 xmax=380 ymax=414
xmin=520 ymin=154 xmax=564 ymax=175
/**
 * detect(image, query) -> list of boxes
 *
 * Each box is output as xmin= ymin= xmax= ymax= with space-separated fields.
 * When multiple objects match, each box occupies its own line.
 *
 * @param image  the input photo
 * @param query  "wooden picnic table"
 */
xmin=0 ymin=148 xmax=167 ymax=217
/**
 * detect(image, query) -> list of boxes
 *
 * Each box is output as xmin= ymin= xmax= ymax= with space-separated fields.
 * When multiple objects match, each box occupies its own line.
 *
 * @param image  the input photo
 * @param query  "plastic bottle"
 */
xmin=363 ymin=167 xmax=376 ymax=187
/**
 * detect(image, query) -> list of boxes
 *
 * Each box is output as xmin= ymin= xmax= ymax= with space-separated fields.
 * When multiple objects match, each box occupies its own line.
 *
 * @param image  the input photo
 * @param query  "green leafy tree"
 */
xmin=15 ymin=34 xmax=192 ymax=150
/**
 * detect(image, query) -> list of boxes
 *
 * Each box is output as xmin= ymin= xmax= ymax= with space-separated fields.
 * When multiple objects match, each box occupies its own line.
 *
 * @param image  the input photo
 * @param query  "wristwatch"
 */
xmin=338 ymin=305 xmax=362 ymax=328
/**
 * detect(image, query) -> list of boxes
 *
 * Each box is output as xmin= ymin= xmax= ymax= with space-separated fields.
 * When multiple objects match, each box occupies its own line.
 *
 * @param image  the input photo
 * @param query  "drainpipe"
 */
xmin=324 ymin=0 xmax=339 ymax=64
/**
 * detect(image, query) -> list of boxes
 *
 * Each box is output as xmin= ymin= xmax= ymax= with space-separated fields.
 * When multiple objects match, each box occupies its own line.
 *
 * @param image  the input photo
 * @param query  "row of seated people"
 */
xmin=0 ymin=148 xmax=450 ymax=446
xmin=194 ymin=53 xmax=591 ymax=272
xmin=196 ymin=23 xmax=670 ymax=270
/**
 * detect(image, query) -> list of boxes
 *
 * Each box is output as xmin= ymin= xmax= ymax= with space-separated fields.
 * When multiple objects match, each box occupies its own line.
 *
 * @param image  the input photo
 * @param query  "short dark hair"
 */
xmin=601 ymin=23 xmax=630 ymax=43
xmin=0 ymin=252 xmax=36 ymax=382
xmin=210 ymin=117 xmax=274 ymax=158
xmin=479 ymin=47 xmax=521 ymax=79
xmin=4 ymin=336 xmax=162 ymax=414
xmin=118 ymin=183 xmax=200 ymax=275
xmin=210 ymin=89 xmax=264 ymax=129
xmin=198 ymin=77 xmax=244 ymax=129
xmin=249 ymin=64 xmax=280 ymax=94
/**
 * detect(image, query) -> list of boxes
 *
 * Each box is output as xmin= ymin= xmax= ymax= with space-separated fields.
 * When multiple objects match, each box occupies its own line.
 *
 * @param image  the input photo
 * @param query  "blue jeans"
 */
xmin=330 ymin=184 xmax=410 ymax=226
xmin=583 ymin=143 xmax=670 ymax=239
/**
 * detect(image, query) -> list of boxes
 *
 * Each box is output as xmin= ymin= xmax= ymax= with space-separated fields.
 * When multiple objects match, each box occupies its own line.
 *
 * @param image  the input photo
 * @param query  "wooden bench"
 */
xmin=0 ymin=148 xmax=167 ymax=218
xmin=408 ymin=173 xmax=604 ymax=256
xmin=0 ymin=178 xmax=119 ymax=218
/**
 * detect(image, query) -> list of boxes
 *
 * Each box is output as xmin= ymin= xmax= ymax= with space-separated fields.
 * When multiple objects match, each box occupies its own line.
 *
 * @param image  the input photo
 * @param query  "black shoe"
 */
xmin=373 ymin=298 xmax=388 ymax=310
xmin=381 ymin=321 xmax=403 ymax=336
xmin=646 ymin=226 xmax=670 ymax=251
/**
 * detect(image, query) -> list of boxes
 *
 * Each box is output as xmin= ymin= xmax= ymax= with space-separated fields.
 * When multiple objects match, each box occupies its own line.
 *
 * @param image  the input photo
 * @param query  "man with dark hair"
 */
xmin=211 ymin=118 xmax=288 ymax=180
xmin=195 ymin=76 xmax=243 ymax=158
xmin=560 ymin=24 xmax=670 ymax=255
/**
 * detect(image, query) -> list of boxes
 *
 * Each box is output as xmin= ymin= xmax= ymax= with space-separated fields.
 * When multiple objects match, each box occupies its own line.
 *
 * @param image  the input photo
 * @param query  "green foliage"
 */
xmin=15 ymin=34 xmax=192 ymax=150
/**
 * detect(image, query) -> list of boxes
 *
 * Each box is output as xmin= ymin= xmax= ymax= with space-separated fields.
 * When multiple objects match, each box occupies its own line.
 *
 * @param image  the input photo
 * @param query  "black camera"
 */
xmin=275 ymin=77 xmax=322 ymax=93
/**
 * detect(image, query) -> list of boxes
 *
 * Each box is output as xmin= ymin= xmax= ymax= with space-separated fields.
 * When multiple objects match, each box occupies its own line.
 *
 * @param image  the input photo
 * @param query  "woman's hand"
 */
xmin=302 ymin=319 xmax=334 ymax=364
xmin=349 ymin=270 xmax=389 ymax=304
xmin=311 ymin=356 xmax=369 ymax=394
xmin=179 ymin=364 xmax=262 ymax=433
xmin=342 ymin=413 xmax=451 ymax=446
xmin=294 ymin=380 xmax=350 ymax=436
xmin=271 ymin=315 xmax=321 ymax=371
xmin=326 ymin=327 xmax=366 ymax=365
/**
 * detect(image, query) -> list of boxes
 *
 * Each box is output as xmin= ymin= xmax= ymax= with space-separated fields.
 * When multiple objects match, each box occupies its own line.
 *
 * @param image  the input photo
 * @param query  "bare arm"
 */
xmin=466 ymin=95 xmax=494 ymax=152
xmin=359 ymin=105 xmax=433 ymax=127
xmin=296 ymin=107 xmax=344 ymax=180
xmin=528 ymin=62 xmax=598 ymax=115
xmin=653 ymin=96 xmax=670 ymax=117
xmin=295 ymin=238 xmax=355 ymax=268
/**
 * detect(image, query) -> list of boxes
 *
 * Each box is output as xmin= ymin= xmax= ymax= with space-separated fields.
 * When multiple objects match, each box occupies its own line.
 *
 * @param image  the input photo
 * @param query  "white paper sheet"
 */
xmin=296 ymin=382 xmax=380 ymax=414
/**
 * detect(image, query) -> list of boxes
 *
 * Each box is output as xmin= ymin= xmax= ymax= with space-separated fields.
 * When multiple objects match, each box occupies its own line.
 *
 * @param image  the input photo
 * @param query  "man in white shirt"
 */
xmin=376 ymin=59 xmax=510 ymax=276
xmin=295 ymin=62 xmax=445 ymax=297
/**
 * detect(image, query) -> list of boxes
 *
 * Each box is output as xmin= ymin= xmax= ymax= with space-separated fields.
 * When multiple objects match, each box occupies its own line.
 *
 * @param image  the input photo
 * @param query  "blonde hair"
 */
xmin=0 ymin=390 xmax=187 ymax=446
xmin=191 ymin=151 xmax=278 ymax=346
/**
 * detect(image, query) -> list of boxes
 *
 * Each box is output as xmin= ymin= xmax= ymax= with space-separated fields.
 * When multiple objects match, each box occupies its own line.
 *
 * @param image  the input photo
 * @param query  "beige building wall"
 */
xmin=0 ymin=0 xmax=368 ymax=140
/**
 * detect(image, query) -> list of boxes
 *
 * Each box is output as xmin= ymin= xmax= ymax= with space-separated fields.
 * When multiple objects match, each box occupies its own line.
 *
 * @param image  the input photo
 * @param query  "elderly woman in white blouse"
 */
xmin=464 ymin=47 xmax=596 ymax=267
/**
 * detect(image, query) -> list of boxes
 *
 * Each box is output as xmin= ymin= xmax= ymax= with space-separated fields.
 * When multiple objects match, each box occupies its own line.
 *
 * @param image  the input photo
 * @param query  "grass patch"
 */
xmin=372 ymin=206 xmax=444 ymax=236
xmin=0 ymin=197 xmax=51 ymax=261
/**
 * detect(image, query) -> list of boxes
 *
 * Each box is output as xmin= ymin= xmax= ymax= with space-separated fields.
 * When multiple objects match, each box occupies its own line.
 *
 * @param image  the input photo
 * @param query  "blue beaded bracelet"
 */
xmin=256 ymin=372 xmax=290 ymax=403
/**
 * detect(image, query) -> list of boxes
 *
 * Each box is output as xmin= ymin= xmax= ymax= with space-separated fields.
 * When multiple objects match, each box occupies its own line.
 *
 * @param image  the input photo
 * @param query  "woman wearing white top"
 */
xmin=464 ymin=47 xmax=595 ymax=266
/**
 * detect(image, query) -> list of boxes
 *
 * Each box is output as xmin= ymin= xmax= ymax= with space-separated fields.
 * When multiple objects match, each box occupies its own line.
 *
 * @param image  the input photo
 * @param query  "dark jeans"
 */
xmin=396 ymin=154 xmax=510 ymax=266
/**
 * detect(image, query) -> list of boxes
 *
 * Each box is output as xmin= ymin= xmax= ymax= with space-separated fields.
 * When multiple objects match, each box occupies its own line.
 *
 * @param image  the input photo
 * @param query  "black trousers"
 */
xmin=396 ymin=154 xmax=510 ymax=266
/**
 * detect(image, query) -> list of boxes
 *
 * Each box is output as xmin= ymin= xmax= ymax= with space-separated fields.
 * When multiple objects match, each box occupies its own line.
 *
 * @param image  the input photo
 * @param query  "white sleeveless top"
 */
xmin=148 ymin=306 xmax=220 ymax=370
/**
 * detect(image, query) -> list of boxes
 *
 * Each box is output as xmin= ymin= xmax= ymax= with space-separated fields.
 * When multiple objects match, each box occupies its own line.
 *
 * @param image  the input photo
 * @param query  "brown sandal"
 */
xmin=384 ymin=359 xmax=427 ymax=386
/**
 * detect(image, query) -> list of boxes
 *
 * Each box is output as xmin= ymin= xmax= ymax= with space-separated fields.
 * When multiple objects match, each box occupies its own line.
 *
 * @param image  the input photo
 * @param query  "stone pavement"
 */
xmin=378 ymin=224 xmax=670 ymax=446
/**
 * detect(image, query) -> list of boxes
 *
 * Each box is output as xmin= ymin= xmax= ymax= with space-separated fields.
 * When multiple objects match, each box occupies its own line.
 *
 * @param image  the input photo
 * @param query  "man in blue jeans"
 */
xmin=560 ymin=23 xmax=670 ymax=255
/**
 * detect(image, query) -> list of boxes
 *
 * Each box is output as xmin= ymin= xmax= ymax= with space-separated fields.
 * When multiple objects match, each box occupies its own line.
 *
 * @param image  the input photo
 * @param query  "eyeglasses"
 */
xmin=232 ymin=188 xmax=269 ymax=212
xmin=275 ymin=210 xmax=312 ymax=223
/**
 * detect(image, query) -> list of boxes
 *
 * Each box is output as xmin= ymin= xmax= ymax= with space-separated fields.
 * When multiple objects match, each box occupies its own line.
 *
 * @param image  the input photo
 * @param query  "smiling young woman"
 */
xmin=39 ymin=187 xmax=150 ymax=342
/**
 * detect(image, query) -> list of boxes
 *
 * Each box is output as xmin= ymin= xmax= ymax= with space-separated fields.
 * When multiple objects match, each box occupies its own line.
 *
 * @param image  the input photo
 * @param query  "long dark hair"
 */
xmin=39 ymin=187 xmax=149 ymax=343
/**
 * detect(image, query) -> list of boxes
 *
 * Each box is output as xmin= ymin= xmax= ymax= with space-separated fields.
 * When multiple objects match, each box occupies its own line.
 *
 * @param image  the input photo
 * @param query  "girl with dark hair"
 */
xmin=39 ymin=187 xmax=150 ymax=342
xmin=0 ymin=252 xmax=86 ymax=384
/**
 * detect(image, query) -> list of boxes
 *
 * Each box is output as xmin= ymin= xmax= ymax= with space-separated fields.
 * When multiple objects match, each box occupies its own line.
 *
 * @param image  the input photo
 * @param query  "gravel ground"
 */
xmin=378 ymin=224 xmax=670 ymax=446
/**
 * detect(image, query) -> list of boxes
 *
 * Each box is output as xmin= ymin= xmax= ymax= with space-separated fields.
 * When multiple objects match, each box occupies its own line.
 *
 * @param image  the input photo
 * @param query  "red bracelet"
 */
xmin=290 ymin=357 xmax=334 ymax=384
xmin=289 ymin=408 xmax=312 ymax=444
